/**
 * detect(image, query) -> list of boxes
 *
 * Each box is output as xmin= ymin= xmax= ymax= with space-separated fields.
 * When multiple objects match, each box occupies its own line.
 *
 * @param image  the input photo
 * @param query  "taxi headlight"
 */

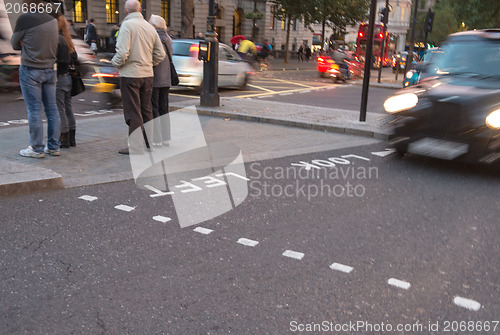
xmin=383 ymin=93 xmax=418 ymax=113
xmin=486 ymin=109 xmax=500 ymax=129
xmin=406 ymin=71 xmax=414 ymax=79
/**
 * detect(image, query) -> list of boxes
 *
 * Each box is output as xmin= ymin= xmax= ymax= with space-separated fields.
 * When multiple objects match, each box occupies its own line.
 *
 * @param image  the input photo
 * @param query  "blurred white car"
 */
xmin=172 ymin=39 xmax=252 ymax=91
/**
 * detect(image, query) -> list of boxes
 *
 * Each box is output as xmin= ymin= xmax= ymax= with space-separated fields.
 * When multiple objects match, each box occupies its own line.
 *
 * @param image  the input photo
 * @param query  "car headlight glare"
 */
xmin=486 ymin=109 xmax=500 ymax=129
xmin=384 ymin=93 xmax=419 ymax=113
xmin=406 ymin=71 xmax=414 ymax=79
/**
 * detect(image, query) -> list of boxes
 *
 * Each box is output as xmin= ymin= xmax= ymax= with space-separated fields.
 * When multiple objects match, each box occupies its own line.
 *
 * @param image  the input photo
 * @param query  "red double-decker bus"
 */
xmin=355 ymin=22 xmax=393 ymax=67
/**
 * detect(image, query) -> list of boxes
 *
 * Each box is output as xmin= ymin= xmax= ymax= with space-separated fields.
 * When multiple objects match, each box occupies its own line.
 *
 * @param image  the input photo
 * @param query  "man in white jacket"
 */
xmin=112 ymin=0 xmax=165 ymax=154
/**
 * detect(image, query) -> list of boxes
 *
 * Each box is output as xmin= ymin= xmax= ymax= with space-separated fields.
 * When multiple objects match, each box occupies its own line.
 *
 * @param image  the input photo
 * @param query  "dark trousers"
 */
xmin=151 ymin=87 xmax=170 ymax=144
xmin=120 ymin=76 xmax=154 ymax=134
xmin=120 ymin=77 xmax=155 ymax=152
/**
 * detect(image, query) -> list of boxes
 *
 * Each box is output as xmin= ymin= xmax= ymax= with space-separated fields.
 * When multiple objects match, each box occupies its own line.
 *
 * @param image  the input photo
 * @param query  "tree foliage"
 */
xmin=304 ymin=0 xmax=370 ymax=33
xmin=426 ymin=0 xmax=500 ymax=44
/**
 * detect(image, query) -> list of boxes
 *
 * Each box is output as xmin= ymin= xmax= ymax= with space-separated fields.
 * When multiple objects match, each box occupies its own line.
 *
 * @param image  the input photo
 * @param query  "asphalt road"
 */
xmin=0 ymin=69 xmax=394 ymax=126
xmin=1 ymin=142 xmax=498 ymax=333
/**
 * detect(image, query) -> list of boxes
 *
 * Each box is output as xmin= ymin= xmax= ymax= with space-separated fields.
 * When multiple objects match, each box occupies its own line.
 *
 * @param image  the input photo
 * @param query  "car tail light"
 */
xmin=359 ymin=32 xmax=364 ymax=38
xmin=317 ymin=57 xmax=324 ymax=62
xmin=189 ymin=44 xmax=200 ymax=57
xmin=379 ymin=33 xmax=383 ymax=38
xmin=92 ymin=73 xmax=117 ymax=78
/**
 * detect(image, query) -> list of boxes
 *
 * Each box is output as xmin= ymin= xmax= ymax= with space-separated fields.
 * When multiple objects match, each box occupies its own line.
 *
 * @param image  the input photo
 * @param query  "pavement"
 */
xmin=0 ymin=62 xmax=401 ymax=197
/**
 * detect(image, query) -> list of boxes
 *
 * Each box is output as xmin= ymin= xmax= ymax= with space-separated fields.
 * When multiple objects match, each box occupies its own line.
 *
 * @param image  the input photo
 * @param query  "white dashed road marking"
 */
xmin=114 ymin=204 xmax=135 ymax=212
xmin=282 ymin=250 xmax=304 ymax=260
xmin=453 ymin=296 xmax=481 ymax=311
xmin=371 ymin=149 xmax=396 ymax=157
xmin=237 ymin=238 xmax=259 ymax=247
xmin=194 ymin=227 xmax=213 ymax=235
xmin=78 ymin=195 xmax=98 ymax=202
xmin=153 ymin=215 xmax=171 ymax=223
xmin=329 ymin=262 xmax=353 ymax=273
xmin=388 ymin=278 xmax=411 ymax=290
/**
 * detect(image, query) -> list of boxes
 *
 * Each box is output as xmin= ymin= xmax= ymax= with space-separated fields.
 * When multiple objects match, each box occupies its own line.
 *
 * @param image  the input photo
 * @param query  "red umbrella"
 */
xmin=230 ymin=35 xmax=246 ymax=45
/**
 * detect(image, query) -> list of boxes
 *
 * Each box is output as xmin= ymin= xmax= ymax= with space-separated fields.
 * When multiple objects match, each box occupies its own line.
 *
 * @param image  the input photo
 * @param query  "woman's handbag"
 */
xmin=165 ymin=46 xmax=179 ymax=86
xmin=69 ymin=66 xmax=85 ymax=96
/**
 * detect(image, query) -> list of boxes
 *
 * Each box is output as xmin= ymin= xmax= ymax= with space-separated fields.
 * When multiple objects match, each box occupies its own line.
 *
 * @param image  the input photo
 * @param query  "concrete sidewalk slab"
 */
xmin=0 ymin=160 xmax=63 ymax=197
xmin=171 ymin=98 xmax=392 ymax=140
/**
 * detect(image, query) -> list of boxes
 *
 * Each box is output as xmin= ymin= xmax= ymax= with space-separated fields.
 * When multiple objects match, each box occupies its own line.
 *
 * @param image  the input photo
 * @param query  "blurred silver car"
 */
xmin=172 ymin=39 xmax=252 ymax=92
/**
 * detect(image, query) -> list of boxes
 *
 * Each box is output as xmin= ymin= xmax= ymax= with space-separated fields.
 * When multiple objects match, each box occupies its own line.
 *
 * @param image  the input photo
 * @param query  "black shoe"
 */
xmin=59 ymin=132 xmax=70 ymax=148
xmin=69 ymin=129 xmax=76 ymax=147
xmin=118 ymin=147 xmax=129 ymax=155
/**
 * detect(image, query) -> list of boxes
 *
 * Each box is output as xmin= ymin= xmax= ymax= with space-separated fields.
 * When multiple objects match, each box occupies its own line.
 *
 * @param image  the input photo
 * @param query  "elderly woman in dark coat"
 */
xmin=149 ymin=15 xmax=173 ymax=147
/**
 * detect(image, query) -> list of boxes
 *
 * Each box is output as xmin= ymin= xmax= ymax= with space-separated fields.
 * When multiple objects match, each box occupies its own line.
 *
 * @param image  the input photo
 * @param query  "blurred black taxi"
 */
xmin=384 ymin=29 xmax=500 ymax=165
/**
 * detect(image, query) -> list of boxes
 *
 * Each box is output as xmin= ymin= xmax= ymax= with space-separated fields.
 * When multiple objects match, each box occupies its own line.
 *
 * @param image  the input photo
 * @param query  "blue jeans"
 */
xmin=56 ymin=74 xmax=75 ymax=133
xmin=19 ymin=65 xmax=61 ymax=153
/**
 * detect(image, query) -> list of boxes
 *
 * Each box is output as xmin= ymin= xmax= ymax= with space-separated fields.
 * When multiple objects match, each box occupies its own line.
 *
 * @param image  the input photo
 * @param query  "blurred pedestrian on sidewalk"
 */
xmin=56 ymin=16 xmax=78 ymax=148
xmin=149 ymin=15 xmax=172 ymax=147
xmin=85 ymin=18 xmax=98 ymax=53
xmin=112 ymin=0 xmax=165 ymax=155
xmin=11 ymin=0 xmax=60 ymax=158
xmin=297 ymin=44 xmax=304 ymax=62
xmin=305 ymin=44 xmax=312 ymax=61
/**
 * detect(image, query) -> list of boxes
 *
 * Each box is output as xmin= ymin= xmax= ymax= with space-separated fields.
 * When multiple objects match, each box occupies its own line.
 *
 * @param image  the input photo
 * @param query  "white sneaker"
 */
xmin=20 ymin=146 xmax=44 ymax=158
xmin=44 ymin=146 xmax=60 ymax=156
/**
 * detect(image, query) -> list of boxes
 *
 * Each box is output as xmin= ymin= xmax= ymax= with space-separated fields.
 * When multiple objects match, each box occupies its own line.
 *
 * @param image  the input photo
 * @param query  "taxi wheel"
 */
xmin=394 ymin=143 xmax=408 ymax=156
xmin=319 ymin=72 xmax=326 ymax=78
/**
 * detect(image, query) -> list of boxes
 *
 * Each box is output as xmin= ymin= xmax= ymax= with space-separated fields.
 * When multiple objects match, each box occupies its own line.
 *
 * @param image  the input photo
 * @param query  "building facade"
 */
xmin=64 ymin=0 xmax=415 ymax=54
xmin=64 ymin=0 xmax=334 ymax=55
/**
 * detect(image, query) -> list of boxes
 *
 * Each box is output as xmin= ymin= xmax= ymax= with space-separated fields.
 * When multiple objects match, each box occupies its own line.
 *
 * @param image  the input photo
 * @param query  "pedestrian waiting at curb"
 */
xmin=112 ymin=0 xmax=166 ymax=155
xmin=11 ymin=0 xmax=61 ymax=158
xmin=56 ymin=16 xmax=78 ymax=148
xmin=149 ymin=15 xmax=173 ymax=147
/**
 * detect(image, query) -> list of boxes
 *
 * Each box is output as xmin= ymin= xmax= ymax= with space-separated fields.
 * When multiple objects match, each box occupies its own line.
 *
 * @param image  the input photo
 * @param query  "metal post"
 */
xmin=359 ymin=0 xmax=378 ymax=122
xmin=200 ymin=0 xmax=220 ymax=107
xmin=405 ymin=0 xmax=419 ymax=75
xmin=377 ymin=0 xmax=389 ymax=83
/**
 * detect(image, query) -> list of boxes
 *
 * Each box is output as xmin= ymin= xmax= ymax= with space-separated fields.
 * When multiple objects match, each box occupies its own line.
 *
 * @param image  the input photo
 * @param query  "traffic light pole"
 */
xmin=200 ymin=0 xmax=220 ymax=107
xmin=359 ymin=0 xmax=378 ymax=122
xmin=405 ymin=0 xmax=419 ymax=75
xmin=377 ymin=0 xmax=390 ymax=83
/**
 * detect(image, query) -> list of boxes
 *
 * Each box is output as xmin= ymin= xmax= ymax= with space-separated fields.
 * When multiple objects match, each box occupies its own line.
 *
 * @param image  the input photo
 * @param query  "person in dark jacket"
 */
xmin=56 ymin=15 xmax=78 ymax=148
xmin=149 ymin=15 xmax=172 ymax=147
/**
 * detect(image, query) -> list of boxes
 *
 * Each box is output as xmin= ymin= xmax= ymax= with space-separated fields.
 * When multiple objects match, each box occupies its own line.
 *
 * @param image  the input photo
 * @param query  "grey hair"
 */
xmin=149 ymin=14 xmax=167 ymax=31
xmin=125 ymin=0 xmax=141 ymax=13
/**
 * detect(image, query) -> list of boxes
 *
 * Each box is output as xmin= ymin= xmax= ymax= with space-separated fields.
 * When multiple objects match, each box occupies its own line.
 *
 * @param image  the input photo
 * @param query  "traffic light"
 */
xmin=214 ymin=3 xmax=219 ymax=16
xmin=379 ymin=7 xmax=389 ymax=24
xmin=424 ymin=9 xmax=434 ymax=33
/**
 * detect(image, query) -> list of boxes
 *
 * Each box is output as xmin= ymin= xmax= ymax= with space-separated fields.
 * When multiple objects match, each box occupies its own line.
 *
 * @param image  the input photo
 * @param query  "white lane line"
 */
xmin=78 ymin=98 xmax=85 ymax=102
xmin=282 ymin=250 xmax=304 ymax=260
xmin=153 ymin=215 xmax=171 ymax=223
xmin=279 ymin=92 xmax=294 ymax=96
xmin=453 ymin=296 xmax=481 ymax=311
xmin=371 ymin=149 xmax=396 ymax=157
xmin=329 ymin=262 xmax=353 ymax=273
xmin=237 ymin=238 xmax=259 ymax=247
xmin=299 ymin=90 xmax=311 ymax=94
xmin=114 ymin=204 xmax=135 ymax=212
xmin=387 ymin=278 xmax=411 ymax=290
xmin=78 ymin=195 xmax=98 ymax=202
xmin=194 ymin=227 xmax=213 ymax=235
xmin=92 ymin=100 xmax=100 ymax=103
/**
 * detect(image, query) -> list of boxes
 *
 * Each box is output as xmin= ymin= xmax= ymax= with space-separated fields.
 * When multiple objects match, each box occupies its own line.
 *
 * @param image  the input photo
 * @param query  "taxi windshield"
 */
xmin=429 ymin=40 xmax=500 ymax=78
